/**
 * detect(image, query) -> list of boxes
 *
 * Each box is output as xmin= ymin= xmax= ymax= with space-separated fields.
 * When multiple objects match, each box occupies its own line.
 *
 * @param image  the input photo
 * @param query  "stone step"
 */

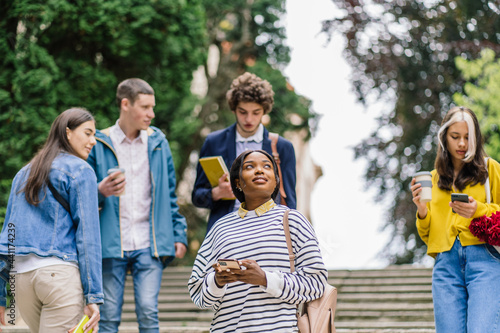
xmin=120 ymin=300 xmax=434 ymax=313
xmin=131 ymin=277 xmax=433 ymax=289
xmin=122 ymin=292 xmax=433 ymax=306
xmin=118 ymin=310 xmax=435 ymax=324
xmin=336 ymin=321 xmax=435 ymax=329
xmin=0 ymin=328 xmax=437 ymax=333
xmin=338 ymin=293 xmax=432 ymax=302
xmin=337 ymin=285 xmax=432 ymax=294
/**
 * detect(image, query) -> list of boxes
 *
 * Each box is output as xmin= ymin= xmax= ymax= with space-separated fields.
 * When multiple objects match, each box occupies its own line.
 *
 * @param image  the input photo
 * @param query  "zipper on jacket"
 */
xmin=150 ymin=170 xmax=159 ymax=258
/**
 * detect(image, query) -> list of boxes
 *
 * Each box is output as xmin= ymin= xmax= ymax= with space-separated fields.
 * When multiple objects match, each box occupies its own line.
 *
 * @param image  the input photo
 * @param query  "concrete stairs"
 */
xmin=3 ymin=265 xmax=435 ymax=332
xmin=331 ymin=266 xmax=435 ymax=333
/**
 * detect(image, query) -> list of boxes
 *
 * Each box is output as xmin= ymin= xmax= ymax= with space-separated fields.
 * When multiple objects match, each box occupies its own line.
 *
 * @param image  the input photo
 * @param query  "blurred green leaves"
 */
xmin=0 ymin=0 xmax=207 ymax=224
xmin=454 ymin=49 xmax=500 ymax=159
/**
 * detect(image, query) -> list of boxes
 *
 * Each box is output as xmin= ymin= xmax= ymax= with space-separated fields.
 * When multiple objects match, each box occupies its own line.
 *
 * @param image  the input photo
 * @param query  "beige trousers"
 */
xmin=16 ymin=265 xmax=84 ymax=333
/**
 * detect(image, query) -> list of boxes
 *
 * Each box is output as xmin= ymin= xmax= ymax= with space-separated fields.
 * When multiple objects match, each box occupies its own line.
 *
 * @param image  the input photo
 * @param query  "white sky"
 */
xmin=284 ymin=0 xmax=391 ymax=269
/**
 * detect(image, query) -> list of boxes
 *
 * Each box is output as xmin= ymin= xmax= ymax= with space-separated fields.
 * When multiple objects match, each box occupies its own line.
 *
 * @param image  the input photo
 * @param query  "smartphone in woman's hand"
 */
xmin=451 ymin=193 xmax=469 ymax=213
xmin=218 ymin=259 xmax=241 ymax=270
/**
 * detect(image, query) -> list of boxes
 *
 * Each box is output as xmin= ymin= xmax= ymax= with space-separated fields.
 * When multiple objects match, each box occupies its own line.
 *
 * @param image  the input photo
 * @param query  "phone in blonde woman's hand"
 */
xmin=451 ymin=193 xmax=469 ymax=213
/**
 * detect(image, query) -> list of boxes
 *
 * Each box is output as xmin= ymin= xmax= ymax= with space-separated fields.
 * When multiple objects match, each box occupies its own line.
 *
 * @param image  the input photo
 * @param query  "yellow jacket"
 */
xmin=417 ymin=158 xmax=500 ymax=257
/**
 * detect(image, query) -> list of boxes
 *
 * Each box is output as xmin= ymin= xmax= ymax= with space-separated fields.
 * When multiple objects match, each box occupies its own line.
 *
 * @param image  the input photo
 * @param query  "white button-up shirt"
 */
xmin=233 ymin=124 xmax=264 ymax=211
xmin=110 ymin=121 xmax=151 ymax=251
xmin=235 ymin=123 xmax=264 ymax=155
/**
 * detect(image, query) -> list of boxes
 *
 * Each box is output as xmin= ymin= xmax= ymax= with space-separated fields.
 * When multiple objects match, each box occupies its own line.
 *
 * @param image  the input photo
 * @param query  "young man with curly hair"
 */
xmin=192 ymin=72 xmax=297 ymax=232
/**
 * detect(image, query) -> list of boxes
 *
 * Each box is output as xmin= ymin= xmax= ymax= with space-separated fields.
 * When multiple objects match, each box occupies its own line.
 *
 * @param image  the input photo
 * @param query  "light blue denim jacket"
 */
xmin=0 ymin=153 xmax=103 ymax=306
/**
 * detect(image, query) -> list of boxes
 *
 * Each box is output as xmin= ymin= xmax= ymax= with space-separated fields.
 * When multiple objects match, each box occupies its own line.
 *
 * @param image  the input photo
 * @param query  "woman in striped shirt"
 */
xmin=188 ymin=150 xmax=327 ymax=332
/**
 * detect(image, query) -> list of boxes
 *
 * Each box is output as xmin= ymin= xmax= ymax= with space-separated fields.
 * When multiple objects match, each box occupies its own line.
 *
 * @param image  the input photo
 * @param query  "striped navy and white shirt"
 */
xmin=188 ymin=202 xmax=327 ymax=332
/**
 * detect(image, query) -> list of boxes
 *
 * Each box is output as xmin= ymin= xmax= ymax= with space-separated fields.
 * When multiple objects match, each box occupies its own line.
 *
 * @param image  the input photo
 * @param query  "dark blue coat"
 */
xmin=192 ymin=123 xmax=297 ymax=232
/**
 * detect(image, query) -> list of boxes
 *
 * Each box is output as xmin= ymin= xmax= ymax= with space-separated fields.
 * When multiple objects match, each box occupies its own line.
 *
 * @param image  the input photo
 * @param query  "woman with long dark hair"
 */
xmin=411 ymin=106 xmax=500 ymax=332
xmin=189 ymin=150 xmax=326 ymax=332
xmin=0 ymin=108 xmax=103 ymax=332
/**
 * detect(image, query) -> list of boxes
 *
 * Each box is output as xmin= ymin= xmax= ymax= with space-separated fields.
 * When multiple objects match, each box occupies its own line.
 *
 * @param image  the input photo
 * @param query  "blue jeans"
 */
xmin=100 ymin=249 xmax=163 ymax=333
xmin=432 ymin=238 xmax=500 ymax=333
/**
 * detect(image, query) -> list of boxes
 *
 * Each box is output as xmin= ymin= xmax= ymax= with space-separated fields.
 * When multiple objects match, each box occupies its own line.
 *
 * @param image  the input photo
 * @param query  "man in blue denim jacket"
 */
xmin=87 ymin=78 xmax=188 ymax=332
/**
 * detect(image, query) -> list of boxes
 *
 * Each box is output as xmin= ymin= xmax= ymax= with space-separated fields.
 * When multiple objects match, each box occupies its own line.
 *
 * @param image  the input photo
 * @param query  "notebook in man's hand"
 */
xmin=199 ymin=156 xmax=233 ymax=200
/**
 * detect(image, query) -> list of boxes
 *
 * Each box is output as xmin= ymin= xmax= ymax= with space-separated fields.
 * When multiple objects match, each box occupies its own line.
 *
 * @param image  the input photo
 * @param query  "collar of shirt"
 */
xmin=237 ymin=199 xmax=276 ymax=219
xmin=111 ymin=120 xmax=148 ymax=144
xmin=235 ymin=123 xmax=264 ymax=143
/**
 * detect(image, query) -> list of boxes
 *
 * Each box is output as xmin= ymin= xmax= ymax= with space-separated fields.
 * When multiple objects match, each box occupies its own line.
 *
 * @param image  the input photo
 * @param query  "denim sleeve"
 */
xmin=164 ymin=144 xmax=188 ymax=246
xmin=71 ymin=166 xmax=104 ymax=304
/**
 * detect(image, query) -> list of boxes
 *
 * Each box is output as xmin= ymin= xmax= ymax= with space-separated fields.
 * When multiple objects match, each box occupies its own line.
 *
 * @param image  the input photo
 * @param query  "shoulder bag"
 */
xmin=48 ymin=181 xmax=71 ymax=214
xmin=282 ymin=210 xmax=337 ymax=333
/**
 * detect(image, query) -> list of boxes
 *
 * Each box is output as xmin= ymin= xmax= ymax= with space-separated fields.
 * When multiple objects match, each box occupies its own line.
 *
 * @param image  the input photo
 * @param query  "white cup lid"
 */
xmin=414 ymin=171 xmax=432 ymax=177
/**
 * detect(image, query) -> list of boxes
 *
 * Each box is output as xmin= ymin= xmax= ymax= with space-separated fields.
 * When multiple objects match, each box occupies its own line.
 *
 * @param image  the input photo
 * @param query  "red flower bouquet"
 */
xmin=469 ymin=211 xmax=500 ymax=252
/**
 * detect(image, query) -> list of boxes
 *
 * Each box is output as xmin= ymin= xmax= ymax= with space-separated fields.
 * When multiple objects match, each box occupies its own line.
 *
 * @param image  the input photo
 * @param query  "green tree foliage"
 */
xmin=454 ymin=48 xmax=500 ymax=159
xmin=322 ymin=0 xmax=500 ymax=263
xmin=1 ymin=0 xmax=315 ymax=179
xmin=179 ymin=0 xmax=316 ymax=165
xmin=0 ymin=0 xmax=207 ymax=223
xmin=177 ymin=0 xmax=318 ymax=265
xmin=0 ymin=0 xmax=318 ymax=267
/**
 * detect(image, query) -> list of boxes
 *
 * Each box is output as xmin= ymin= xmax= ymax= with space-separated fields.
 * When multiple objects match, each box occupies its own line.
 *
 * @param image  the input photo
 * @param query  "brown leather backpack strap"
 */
xmin=269 ymin=132 xmax=287 ymax=206
xmin=282 ymin=209 xmax=295 ymax=272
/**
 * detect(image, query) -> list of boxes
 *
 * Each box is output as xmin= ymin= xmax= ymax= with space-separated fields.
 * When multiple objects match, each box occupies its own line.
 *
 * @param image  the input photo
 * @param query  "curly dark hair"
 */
xmin=226 ymin=72 xmax=274 ymax=114
xmin=230 ymin=150 xmax=280 ymax=203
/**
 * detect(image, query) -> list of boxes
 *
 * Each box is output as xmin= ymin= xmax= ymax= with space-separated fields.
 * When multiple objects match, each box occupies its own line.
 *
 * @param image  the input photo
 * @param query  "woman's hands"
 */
xmin=449 ymin=196 xmax=477 ymax=218
xmin=411 ymin=178 xmax=478 ymax=219
xmin=212 ymin=259 xmax=267 ymax=288
xmin=410 ymin=178 xmax=428 ymax=219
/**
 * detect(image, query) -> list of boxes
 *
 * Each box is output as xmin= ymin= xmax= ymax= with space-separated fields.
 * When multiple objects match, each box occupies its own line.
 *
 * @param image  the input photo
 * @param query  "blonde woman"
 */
xmin=411 ymin=106 xmax=500 ymax=332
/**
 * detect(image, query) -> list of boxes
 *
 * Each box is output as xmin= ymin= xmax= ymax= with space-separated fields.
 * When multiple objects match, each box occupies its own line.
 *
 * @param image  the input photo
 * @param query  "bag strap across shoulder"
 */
xmin=282 ymin=209 xmax=295 ymax=272
xmin=483 ymin=158 xmax=500 ymax=254
xmin=485 ymin=157 xmax=491 ymax=204
xmin=282 ymin=209 xmax=302 ymax=314
xmin=282 ymin=209 xmax=338 ymax=333
xmin=47 ymin=181 xmax=71 ymax=215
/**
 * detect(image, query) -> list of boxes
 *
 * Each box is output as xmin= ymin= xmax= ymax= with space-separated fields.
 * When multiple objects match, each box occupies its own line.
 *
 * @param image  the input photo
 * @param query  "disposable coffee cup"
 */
xmin=107 ymin=167 xmax=125 ymax=196
xmin=414 ymin=171 xmax=432 ymax=203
